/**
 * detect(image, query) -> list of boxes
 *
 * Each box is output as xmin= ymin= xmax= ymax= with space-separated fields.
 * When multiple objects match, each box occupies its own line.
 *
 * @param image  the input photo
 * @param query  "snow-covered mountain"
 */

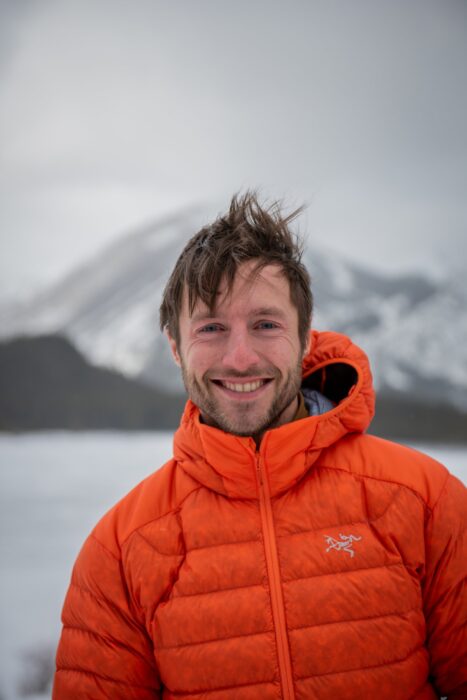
xmin=310 ymin=252 xmax=467 ymax=410
xmin=1 ymin=207 xmax=466 ymax=410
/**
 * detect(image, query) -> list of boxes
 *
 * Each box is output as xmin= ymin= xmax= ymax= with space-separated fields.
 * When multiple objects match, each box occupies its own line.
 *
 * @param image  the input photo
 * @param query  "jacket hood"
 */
xmin=173 ymin=330 xmax=375 ymax=499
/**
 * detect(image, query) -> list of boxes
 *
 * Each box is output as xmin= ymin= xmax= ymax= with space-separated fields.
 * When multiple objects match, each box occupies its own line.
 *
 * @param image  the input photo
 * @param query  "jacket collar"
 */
xmin=173 ymin=330 xmax=375 ymax=499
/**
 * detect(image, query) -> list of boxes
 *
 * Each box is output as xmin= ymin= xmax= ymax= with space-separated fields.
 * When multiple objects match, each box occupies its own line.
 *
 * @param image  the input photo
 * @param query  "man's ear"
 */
xmin=165 ymin=328 xmax=181 ymax=367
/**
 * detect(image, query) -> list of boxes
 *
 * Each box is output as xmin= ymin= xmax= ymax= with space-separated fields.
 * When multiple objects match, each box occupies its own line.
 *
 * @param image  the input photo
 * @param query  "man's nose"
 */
xmin=221 ymin=330 xmax=260 ymax=372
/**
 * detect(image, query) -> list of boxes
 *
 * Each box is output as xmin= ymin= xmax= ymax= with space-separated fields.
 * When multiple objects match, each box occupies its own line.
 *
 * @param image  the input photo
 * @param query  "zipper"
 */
xmin=256 ymin=448 xmax=295 ymax=700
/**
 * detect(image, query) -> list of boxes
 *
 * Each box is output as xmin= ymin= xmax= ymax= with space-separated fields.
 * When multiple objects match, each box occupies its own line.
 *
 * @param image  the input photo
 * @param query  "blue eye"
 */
xmin=257 ymin=321 xmax=277 ymax=330
xmin=200 ymin=324 xmax=222 ymax=333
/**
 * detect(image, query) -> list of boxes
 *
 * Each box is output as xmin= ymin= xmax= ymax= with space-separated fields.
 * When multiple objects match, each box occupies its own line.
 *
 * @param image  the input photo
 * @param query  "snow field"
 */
xmin=0 ymin=433 xmax=465 ymax=700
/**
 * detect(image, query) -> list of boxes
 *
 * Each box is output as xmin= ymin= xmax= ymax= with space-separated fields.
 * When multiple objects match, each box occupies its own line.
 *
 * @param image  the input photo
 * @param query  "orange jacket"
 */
xmin=53 ymin=331 xmax=466 ymax=699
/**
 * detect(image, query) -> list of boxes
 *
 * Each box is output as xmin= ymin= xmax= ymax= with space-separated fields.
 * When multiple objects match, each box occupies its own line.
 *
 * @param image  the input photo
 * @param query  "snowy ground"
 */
xmin=0 ymin=432 xmax=465 ymax=700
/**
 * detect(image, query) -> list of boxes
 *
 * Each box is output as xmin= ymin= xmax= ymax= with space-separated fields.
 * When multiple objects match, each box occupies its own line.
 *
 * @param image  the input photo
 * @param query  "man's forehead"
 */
xmin=183 ymin=263 xmax=290 ymax=318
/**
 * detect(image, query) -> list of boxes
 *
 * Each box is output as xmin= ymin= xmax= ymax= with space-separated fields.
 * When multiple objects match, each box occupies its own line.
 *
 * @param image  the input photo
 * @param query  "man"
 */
xmin=53 ymin=193 xmax=466 ymax=699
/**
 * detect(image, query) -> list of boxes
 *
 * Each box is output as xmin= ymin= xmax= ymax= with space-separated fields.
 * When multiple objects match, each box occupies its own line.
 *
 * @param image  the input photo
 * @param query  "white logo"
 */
xmin=325 ymin=533 xmax=362 ymax=558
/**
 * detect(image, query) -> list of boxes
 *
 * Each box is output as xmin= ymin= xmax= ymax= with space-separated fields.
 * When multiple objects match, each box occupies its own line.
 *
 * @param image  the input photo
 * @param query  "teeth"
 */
xmin=222 ymin=380 xmax=265 ymax=393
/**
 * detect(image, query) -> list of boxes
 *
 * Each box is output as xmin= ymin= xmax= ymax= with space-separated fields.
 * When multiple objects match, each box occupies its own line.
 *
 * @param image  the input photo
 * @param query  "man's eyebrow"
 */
xmin=249 ymin=306 xmax=287 ymax=318
xmin=190 ymin=311 xmax=217 ymax=322
xmin=190 ymin=306 xmax=287 ymax=322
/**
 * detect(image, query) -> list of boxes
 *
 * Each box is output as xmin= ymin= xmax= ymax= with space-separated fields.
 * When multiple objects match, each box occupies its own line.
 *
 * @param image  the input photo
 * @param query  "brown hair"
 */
xmin=159 ymin=191 xmax=313 ymax=348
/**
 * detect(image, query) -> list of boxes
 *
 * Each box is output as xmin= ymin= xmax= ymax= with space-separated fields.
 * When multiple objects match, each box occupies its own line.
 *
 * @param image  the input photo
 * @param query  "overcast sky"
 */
xmin=1 ymin=0 xmax=466 ymax=299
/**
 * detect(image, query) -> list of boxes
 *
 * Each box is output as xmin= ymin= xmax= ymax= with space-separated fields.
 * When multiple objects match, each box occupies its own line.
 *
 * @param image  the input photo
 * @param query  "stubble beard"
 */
xmin=180 ymin=359 xmax=303 ymax=439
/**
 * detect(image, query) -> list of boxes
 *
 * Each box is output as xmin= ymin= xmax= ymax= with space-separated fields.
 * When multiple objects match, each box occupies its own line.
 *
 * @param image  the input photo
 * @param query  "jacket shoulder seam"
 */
xmin=120 ymin=483 xmax=203 ymax=551
xmin=89 ymin=532 xmax=120 ymax=562
xmin=430 ymin=470 xmax=452 ymax=512
xmin=135 ymin=528 xmax=184 ymax=559
xmin=316 ymin=464 xmax=433 ymax=512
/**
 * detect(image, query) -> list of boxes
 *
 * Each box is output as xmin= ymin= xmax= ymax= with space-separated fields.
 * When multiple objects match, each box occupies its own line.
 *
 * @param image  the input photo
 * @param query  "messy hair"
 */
xmin=159 ymin=191 xmax=313 ymax=348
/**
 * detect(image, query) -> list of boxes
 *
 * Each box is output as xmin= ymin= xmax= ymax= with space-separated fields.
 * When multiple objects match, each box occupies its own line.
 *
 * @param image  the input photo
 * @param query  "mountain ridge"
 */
xmin=1 ymin=206 xmax=466 ymax=410
xmin=0 ymin=334 xmax=185 ymax=431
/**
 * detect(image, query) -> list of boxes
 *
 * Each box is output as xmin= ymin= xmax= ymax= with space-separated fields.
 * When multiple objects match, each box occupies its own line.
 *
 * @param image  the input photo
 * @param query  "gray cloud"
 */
xmin=1 ymin=0 xmax=466 ymax=296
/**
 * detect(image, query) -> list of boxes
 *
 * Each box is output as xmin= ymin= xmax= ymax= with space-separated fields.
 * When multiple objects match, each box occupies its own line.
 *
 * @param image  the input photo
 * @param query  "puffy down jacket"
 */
xmin=53 ymin=331 xmax=467 ymax=699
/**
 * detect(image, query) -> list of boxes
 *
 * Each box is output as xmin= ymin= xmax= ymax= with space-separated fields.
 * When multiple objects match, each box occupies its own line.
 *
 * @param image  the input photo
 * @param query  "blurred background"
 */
xmin=0 ymin=1 xmax=466 ymax=698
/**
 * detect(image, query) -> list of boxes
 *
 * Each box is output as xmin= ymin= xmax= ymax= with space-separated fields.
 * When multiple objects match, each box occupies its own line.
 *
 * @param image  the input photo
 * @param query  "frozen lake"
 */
xmin=0 ymin=432 xmax=466 ymax=700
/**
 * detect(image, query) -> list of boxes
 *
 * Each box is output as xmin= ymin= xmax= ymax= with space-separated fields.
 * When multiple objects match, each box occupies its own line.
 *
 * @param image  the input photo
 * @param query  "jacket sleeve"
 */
xmin=53 ymin=532 xmax=161 ymax=699
xmin=423 ymin=473 xmax=467 ymax=699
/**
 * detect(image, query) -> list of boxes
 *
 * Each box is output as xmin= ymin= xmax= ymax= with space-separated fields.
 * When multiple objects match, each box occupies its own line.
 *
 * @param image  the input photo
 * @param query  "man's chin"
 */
xmin=203 ymin=415 xmax=267 ymax=437
xmin=201 ymin=404 xmax=286 ymax=438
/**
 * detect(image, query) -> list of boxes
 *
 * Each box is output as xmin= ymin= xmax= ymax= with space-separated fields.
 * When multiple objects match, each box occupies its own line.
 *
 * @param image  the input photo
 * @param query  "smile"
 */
xmin=212 ymin=378 xmax=272 ymax=394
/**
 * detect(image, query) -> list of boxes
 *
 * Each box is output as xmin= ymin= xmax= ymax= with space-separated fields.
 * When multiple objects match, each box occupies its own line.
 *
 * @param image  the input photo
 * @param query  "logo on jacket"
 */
xmin=325 ymin=533 xmax=362 ymax=558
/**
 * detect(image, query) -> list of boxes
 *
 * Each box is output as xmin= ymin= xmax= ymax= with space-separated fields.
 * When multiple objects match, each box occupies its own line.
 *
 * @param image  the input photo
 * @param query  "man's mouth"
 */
xmin=211 ymin=378 xmax=272 ymax=394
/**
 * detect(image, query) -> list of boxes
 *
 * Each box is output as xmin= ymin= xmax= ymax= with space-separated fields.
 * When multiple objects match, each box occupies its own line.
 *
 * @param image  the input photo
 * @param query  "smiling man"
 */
xmin=168 ymin=262 xmax=307 ymax=440
xmin=53 ymin=193 xmax=466 ymax=699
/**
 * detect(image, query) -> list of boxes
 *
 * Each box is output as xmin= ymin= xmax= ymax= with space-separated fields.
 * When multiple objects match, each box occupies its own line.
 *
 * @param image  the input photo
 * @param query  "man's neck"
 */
xmin=252 ymin=393 xmax=301 ymax=448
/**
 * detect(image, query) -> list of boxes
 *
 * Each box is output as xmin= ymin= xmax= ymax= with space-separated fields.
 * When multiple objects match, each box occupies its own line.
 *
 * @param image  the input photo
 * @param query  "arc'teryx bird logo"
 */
xmin=325 ymin=533 xmax=362 ymax=558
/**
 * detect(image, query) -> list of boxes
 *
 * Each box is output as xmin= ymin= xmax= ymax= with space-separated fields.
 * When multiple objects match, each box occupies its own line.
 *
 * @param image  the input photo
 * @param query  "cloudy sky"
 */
xmin=1 ymin=0 xmax=466 ymax=299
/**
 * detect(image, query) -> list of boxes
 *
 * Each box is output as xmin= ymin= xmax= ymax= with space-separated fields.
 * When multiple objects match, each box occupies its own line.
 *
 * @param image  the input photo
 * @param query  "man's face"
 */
xmin=167 ymin=262 xmax=309 ymax=439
